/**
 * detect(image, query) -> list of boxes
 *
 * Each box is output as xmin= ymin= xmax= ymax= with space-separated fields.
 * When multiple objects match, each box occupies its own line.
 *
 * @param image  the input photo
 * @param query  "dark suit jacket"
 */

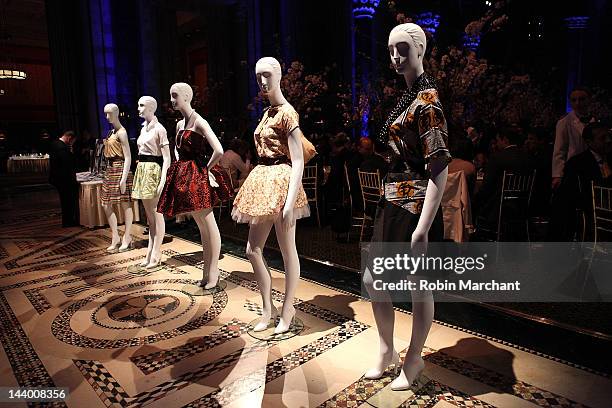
xmin=474 ymin=145 xmax=532 ymax=226
xmin=561 ymin=149 xmax=608 ymax=211
xmin=49 ymin=139 xmax=77 ymax=188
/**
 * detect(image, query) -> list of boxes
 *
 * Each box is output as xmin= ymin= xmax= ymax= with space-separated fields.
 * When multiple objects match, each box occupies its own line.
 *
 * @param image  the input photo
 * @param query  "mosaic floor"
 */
xmin=0 ymin=207 xmax=611 ymax=407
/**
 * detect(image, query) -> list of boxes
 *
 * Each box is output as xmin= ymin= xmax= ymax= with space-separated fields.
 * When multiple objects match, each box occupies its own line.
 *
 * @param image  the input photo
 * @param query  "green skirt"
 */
xmin=131 ymin=162 xmax=161 ymax=200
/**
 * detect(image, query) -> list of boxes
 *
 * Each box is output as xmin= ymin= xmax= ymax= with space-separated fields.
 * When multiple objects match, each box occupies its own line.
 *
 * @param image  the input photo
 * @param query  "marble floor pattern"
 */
xmin=0 ymin=209 xmax=610 ymax=407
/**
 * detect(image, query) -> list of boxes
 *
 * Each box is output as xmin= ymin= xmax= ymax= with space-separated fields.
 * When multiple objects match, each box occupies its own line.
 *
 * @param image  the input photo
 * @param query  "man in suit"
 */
xmin=525 ymin=127 xmax=553 ymax=217
xmin=551 ymin=87 xmax=595 ymax=190
xmin=49 ymin=131 xmax=79 ymax=227
xmin=558 ymin=122 xmax=612 ymax=240
xmin=473 ymin=127 xmax=531 ymax=234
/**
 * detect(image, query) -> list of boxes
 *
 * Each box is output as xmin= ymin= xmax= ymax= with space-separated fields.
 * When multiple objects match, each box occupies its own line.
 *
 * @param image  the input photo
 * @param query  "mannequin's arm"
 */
xmin=414 ymin=158 xmax=448 ymax=241
xmin=156 ymin=139 xmax=171 ymax=197
xmin=282 ymin=127 xmax=305 ymax=227
xmin=199 ymin=118 xmax=223 ymax=169
xmin=118 ymin=128 xmax=131 ymax=193
xmin=198 ymin=118 xmax=223 ymax=187
xmin=411 ymin=97 xmax=450 ymax=246
xmin=174 ymin=121 xmax=182 ymax=161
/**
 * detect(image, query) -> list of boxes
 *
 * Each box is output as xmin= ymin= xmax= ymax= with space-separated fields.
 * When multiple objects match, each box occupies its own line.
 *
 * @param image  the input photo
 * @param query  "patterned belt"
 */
xmin=106 ymin=157 xmax=124 ymax=164
xmin=258 ymin=156 xmax=291 ymax=166
xmin=383 ymin=172 xmax=428 ymax=201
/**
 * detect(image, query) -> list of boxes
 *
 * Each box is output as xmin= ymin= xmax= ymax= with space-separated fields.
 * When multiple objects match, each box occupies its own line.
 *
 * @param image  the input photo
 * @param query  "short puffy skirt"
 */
xmin=231 ymin=163 xmax=310 ymax=224
xmin=101 ymin=160 xmax=133 ymax=205
xmin=157 ymin=160 xmax=233 ymax=217
xmin=131 ymin=161 xmax=161 ymax=200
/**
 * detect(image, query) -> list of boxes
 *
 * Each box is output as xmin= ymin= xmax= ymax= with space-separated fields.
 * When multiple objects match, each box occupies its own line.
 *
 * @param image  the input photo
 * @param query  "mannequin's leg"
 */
xmin=102 ymin=203 xmax=120 ymax=251
xmin=191 ymin=210 xmax=208 ymax=264
xmin=273 ymin=216 xmax=300 ymax=334
xmin=191 ymin=208 xmax=222 ymax=288
xmin=140 ymin=199 xmax=156 ymax=267
xmin=245 ymin=219 xmax=275 ymax=331
xmin=144 ymin=196 xmax=164 ymax=268
xmin=362 ymin=266 xmax=398 ymax=379
xmin=119 ymin=201 xmax=134 ymax=249
xmin=390 ymin=289 xmax=433 ymax=390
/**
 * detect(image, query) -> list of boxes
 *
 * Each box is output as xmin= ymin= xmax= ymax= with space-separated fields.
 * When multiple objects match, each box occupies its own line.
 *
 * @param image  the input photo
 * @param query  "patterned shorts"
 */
xmin=132 ymin=161 xmax=161 ymax=200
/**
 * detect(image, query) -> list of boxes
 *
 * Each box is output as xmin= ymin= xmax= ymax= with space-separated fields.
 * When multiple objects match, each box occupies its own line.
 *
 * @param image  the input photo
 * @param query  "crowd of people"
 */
xmin=37 ymin=86 xmax=612 ymax=242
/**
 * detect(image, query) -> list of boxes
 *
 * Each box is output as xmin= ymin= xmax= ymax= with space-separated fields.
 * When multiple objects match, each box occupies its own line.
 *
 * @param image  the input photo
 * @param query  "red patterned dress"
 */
xmin=157 ymin=129 xmax=233 ymax=217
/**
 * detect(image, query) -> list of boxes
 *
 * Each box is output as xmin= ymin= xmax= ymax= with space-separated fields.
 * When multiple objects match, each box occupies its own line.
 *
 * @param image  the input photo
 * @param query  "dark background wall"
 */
xmin=0 ymin=0 xmax=610 ymax=155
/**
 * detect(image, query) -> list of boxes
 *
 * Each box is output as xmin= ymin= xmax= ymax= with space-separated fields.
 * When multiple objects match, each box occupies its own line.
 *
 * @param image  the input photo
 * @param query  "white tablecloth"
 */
xmin=77 ymin=172 xmax=140 ymax=228
xmin=7 ymin=156 xmax=49 ymax=174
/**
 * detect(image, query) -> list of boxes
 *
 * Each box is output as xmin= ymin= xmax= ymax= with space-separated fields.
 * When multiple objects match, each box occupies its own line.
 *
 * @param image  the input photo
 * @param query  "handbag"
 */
xmin=300 ymin=133 xmax=317 ymax=164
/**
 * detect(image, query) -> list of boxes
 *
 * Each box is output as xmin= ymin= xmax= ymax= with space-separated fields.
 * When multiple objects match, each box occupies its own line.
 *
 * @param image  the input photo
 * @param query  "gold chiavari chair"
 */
xmin=302 ymin=164 xmax=320 ymax=227
xmin=497 ymin=170 xmax=536 ymax=241
xmin=592 ymin=182 xmax=612 ymax=244
xmin=344 ymin=164 xmax=363 ymax=242
xmin=358 ymin=169 xmax=382 ymax=241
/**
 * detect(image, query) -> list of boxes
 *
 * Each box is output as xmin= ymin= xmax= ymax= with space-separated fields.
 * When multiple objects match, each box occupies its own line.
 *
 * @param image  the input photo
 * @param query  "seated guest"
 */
xmin=358 ymin=137 xmax=388 ymax=176
xmin=448 ymin=136 xmax=477 ymax=195
xmin=347 ymin=137 xmax=389 ymax=211
xmin=219 ymin=139 xmax=251 ymax=187
xmin=324 ymin=132 xmax=352 ymax=208
xmin=473 ymin=127 xmax=531 ymax=232
xmin=558 ymin=122 xmax=612 ymax=240
xmin=348 ymin=137 xmax=388 ymax=175
xmin=49 ymin=131 xmax=79 ymax=227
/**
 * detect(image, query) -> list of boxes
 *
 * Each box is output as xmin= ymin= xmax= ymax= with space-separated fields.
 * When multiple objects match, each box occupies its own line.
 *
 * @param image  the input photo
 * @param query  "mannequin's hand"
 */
xmin=282 ymin=206 xmax=295 ymax=231
xmin=120 ymin=179 xmax=127 ymax=194
xmin=411 ymin=229 xmax=428 ymax=261
xmin=208 ymin=171 xmax=219 ymax=187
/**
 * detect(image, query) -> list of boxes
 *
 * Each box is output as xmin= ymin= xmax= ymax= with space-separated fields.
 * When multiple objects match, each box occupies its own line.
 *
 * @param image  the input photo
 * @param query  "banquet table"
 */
xmin=7 ymin=155 xmax=49 ymax=174
xmin=77 ymin=172 xmax=140 ymax=228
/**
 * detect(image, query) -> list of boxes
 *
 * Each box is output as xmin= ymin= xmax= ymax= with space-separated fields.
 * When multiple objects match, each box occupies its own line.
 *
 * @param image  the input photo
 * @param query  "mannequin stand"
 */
xmin=364 ymin=373 xmax=431 ymax=407
xmin=181 ymin=280 xmax=227 ymax=296
xmin=247 ymin=316 xmax=304 ymax=341
xmin=127 ymin=264 xmax=164 ymax=274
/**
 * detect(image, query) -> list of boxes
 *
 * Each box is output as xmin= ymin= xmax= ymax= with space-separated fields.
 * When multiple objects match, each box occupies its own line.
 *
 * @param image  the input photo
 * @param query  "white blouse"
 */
xmin=137 ymin=117 xmax=169 ymax=156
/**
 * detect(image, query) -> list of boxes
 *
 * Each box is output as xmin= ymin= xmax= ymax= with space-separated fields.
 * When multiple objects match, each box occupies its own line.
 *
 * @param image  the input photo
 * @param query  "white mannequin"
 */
xmin=170 ymin=82 xmax=223 ymax=289
xmin=137 ymin=96 xmax=171 ymax=269
xmin=364 ymin=24 xmax=448 ymax=391
xmin=247 ymin=57 xmax=304 ymax=334
xmin=102 ymin=103 xmax=134 ymax=252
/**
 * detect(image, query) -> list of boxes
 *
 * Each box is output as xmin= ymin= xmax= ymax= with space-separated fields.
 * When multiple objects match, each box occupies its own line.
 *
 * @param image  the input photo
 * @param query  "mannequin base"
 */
xmin=181 ymin=280 xmax=227 ymax=296
xmin=364 ymin=373 xmax=431 ymax=408
xmin=247 ymin=316 xmax=304 ymax=341
xmin=127 ymin=264 xmax=164 ymax=274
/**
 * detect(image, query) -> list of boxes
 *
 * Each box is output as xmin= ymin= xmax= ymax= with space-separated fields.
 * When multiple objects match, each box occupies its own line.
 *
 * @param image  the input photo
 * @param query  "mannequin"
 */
xmin=157 ymin=83 xmax=233 ymax=289
xmin=232 ymin=57 xmax=310 ymax=334
xmin=101 ymin=103 xmax=134 ymax=252
xmin=131 ymin=96 xmax=171 ymax=269
xmin=362 ymin=23 xmax=450 ymax=391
